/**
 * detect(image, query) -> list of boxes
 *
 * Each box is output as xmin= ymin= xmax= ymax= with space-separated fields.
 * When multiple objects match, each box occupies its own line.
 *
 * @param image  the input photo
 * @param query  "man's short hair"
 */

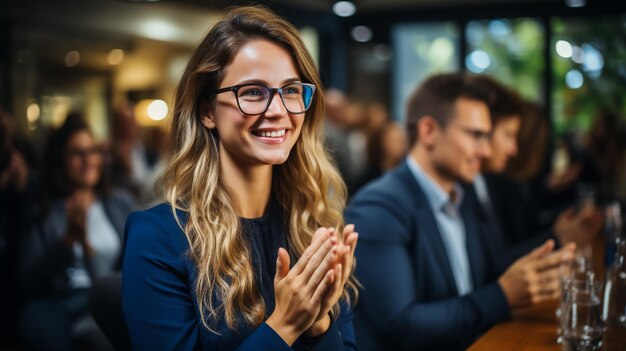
xmin=405 ymin=73 xmax=494 ymax=146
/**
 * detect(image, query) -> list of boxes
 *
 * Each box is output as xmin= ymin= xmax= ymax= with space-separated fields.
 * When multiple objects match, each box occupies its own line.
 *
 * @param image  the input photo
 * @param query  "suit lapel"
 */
xmin=397 ymin=162 xmax=458 ymax=296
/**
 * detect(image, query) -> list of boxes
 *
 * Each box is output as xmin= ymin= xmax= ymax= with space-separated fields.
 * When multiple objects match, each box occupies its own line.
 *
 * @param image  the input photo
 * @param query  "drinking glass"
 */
xmin=561 ymin=283 xmax=606 ymax=351
xmin=557 ymin=251 xmax=595 ymax=344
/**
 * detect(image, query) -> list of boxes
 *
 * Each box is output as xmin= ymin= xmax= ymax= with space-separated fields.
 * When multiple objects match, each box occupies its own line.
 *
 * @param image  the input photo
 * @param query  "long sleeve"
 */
xmin=122 ymin=209 xmax=294 ymax=351
xmin=346 ymin=187 xmax=510 ymax=350
xmin=294 ymin=301 xmax=357 ymax=351
xmin=124 ymin=204 xmax=359 ymax=350
xmin=122 ymin=211 xmax=199 ymax=350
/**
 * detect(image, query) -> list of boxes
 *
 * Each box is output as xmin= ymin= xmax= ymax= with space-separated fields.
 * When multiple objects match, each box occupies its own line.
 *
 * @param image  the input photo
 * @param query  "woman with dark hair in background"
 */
xmin=18 ymin=114 xmax=134 ymax=350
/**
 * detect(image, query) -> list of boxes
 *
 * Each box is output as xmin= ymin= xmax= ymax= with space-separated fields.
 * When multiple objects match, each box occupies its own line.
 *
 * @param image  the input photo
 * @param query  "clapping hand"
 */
xmin=64 ymin=192 xmax=94 ymax=254
xmin=267 ymin=224 xmax=358 ymax=345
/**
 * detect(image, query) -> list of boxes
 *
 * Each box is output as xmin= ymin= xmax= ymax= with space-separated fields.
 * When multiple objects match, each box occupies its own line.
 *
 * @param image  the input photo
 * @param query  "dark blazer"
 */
xmin=122 ymin=203 xmax=357 ymax=351
xmin=345 ymin=161 xmax=510 ymax=351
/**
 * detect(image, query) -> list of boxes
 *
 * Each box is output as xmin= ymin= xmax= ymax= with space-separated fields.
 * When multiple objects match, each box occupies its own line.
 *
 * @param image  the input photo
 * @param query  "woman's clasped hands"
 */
xmin=266 ymin=224 xmax=358 ymax=345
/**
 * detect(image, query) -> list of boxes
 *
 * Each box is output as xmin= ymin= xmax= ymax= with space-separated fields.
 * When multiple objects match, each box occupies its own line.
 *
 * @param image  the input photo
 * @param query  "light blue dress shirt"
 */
xmin=406 ymin=157 xmax=474 ymax=295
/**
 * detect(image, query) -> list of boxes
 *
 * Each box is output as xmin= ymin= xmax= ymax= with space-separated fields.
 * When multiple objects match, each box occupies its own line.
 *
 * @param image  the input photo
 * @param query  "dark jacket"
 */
xmin=345 ymin=161 xmax=510 ymax=351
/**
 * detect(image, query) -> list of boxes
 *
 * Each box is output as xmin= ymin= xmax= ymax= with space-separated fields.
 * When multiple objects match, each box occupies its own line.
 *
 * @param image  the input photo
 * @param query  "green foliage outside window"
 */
xmin=466 ymin=18 xmax=544 ymax=102
xmin=551 ymin=16 xmax=626 ymax=135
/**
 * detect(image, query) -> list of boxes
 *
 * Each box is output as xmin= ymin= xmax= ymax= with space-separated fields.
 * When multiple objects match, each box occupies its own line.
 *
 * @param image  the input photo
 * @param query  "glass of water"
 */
xmin=561 ymin=283 xmax=606 ymax=351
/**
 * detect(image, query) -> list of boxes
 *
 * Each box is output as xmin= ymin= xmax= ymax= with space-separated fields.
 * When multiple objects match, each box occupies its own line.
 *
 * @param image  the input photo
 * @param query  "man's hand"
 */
xmin=499 ymin=240 xmax=575 ymax=309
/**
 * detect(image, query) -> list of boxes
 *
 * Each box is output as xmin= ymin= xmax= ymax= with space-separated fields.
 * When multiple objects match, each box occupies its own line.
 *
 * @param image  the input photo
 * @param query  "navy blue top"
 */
xmin=122 ymin=202 xmax=357 ymax=351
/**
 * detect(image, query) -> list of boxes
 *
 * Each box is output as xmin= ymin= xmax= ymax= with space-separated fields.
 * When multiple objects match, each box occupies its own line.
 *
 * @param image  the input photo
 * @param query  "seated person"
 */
xmin=345 ymin=73 xmax=575 ymax=351
xmin=472 ymin=75 xmax=602 ymax=265
xmin=122 ymin=6 xmax=359 ymax=351
xmin=18 ymin=115 xmax=134 ymax=350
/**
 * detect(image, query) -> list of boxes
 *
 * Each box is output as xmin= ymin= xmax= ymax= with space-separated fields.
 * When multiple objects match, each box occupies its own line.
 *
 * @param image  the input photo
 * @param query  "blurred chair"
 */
xmin=89 ymin=273 xmax=131 ymax=351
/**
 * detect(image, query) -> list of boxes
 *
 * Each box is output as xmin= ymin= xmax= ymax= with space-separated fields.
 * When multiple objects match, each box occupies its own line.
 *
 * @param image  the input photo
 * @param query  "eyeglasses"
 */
xmin=215 ymin=82 xmax=316 ymax=115
xmin=449 ymin=123 xmax=492 ymax=145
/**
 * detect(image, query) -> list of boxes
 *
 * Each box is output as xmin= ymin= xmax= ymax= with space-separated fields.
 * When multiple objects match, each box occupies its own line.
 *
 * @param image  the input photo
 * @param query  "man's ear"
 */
xmin=418 ymin=115 xmax=440 ymax=146
xmin=199 ymin=100 xmax=216 ymax=129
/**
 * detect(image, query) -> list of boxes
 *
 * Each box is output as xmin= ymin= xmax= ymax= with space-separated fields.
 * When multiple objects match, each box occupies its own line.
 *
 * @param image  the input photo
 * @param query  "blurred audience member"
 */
xmin=354 ymin=121 xmax=408 ymax=192
xmin=324 ymin=90 xmax=369 ymax=193
xmin=581 ymin=110 xmax=626 ymax=199
xmin=110 ymin=105 xmax=159 ymax=204
xmin=473 ymin=76 xmax=602 ymax=265
xmin=324 ymin=88 xmax=352 ymax=184
xmin=363 ymin=102 xmax=389 ymax=138
xmin=0 ymin=107 xmax=37 ymax=347
xmin=18 ymin=114 xmax=134 ymax=351
xmin=544 ymin=110 xmax=626 ymax=207
xmin=345 ymin=101 xmax=369 ymax=192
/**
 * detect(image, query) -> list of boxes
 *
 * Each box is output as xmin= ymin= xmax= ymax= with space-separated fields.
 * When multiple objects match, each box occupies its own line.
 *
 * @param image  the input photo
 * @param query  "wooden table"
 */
xmin=469 ymin=238 xmax=626 ymax=351
xmin=468 ymin=299 xmax=626 ymax=351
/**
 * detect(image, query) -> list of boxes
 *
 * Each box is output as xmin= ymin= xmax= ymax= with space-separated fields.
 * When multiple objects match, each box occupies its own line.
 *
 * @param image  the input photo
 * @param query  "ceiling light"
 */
xmin=564 ymin=0 xmax=586 ymax=7
xmin=333 ymin=1 xmax=356 ymax=17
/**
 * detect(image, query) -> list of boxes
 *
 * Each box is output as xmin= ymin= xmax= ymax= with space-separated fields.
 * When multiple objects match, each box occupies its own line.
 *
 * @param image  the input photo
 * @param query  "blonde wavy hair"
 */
xmin=157 ymin=6 xmax=358 ymax=332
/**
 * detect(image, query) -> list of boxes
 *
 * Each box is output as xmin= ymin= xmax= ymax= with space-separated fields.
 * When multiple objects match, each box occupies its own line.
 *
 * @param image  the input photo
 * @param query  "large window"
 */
xmin=392 ymin=22 xmax=460 ymax=121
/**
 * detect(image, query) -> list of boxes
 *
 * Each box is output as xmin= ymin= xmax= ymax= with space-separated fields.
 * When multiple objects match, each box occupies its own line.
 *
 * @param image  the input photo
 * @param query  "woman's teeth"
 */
xmin=256 ymin=129 xmax=286 ymax=138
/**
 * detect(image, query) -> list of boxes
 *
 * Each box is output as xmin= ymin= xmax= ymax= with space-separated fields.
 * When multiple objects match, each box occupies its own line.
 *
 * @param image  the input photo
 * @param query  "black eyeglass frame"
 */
xmin=215 ymin=82 xmax=316 ymax=115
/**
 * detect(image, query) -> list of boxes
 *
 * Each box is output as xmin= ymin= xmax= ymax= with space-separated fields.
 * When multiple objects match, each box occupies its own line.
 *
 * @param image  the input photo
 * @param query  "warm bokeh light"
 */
xmin=26 ymin=102 xmax=40 ymax=122
xmin=135 ymin=99 xmax=169 ymax=126
xmin=139 ymin=20 xmax=181 ymax=42
xmin=65 ymin=51 xmax=80 ymax=67
xmin=26 ymin=102 xmax=40 ymax=131
xmin=108 ymin=49 xmax=125 ymax=65
xmin=147 ymin=99 xmax=168 ymax=121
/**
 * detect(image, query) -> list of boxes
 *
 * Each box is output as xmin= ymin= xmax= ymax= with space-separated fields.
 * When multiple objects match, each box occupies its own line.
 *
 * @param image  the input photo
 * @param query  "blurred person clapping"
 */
xmin=18 ymin=114 xmax=134 ymax=351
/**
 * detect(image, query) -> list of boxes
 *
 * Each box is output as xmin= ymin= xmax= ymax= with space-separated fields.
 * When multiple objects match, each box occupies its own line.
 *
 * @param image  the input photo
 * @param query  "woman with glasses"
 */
xmin=122 ymin=6 xmax=359 ymax=351
xmin=18 ymin=114 xmax=135 ymax=350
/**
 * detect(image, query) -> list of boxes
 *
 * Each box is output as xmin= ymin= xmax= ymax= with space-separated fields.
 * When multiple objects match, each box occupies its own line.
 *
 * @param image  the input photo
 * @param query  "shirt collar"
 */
xmin=406 ymin=156 xmax=464 ymax=213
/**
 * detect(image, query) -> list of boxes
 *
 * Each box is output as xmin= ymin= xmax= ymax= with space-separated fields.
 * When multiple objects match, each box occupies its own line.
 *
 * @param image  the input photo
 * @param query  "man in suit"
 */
xmin=345 ymin=73 xmax=575 ymax=351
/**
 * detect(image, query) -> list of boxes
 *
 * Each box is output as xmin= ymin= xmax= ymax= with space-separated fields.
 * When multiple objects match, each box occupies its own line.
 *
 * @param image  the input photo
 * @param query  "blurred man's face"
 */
xmin=431 ymin=98 xmax=492 ymax=183
xmin=484 ymin=116 xmax=521 ymax=173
